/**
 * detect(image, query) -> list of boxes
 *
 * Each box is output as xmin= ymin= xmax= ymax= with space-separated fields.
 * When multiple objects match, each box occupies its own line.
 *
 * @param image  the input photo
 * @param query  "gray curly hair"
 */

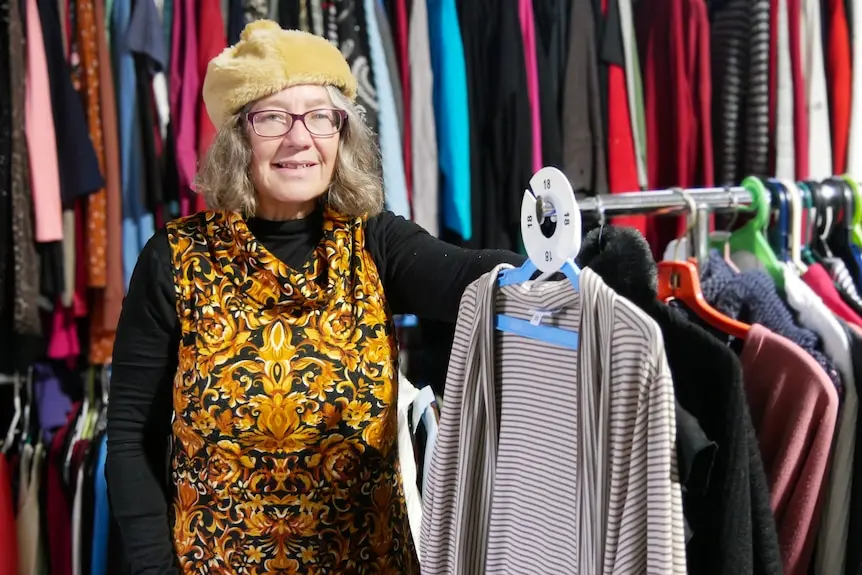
xmin=194 ymin=85 xmax=384 ymax=219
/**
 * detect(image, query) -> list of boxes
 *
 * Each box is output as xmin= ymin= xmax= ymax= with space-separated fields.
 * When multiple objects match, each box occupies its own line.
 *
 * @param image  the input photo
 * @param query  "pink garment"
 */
xmin=48 ymin=203 xmax=88 ymax=363
xmin=47 ymin=298 xmax=80 ymax=362
xmin=170 ymin=0 xmax=200 ymax=216
xmin=740 ymin=324 xmax=839 ymax=575
xmin=802 ymin=263 xmax=862 ymax=327
xmin=518 ymin=0 xmax=543 ymax=172
xmin=25 ymin=0 xmax=63 ymax=242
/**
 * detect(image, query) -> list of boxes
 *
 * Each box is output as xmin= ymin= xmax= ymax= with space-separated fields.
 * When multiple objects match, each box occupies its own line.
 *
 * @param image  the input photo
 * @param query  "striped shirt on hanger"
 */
xmin=420 ymin=266 xmax=687 ymax=575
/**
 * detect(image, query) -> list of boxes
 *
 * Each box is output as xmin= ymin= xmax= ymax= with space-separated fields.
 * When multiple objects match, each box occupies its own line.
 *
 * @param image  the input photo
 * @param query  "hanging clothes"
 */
xmin=740 ymin=325 xmax=839 ymax=575
xmin=774 ymin=0 xmax=795 ymax=180
xmin=195 ymin=0 xmax=226 ymax=198
xmin=0 ymin=454 xmax=18 ymax=575
xmin=531 ymin=0 xmax=565 ymax=170
xmin=24 ymin=0 xmax=64 ymax=244
xmin=364 ymin=0 xmax=409 ymax=218
xmin=603 ymin=0 xmax=646 ymax=236
xmin=802 ymin=0 xmax=833 ymax=179
xmin=426 ymin=0 xmax=471 ymax=242
xmin=824 ymin=0 xmax=852 ymax=173
xmin=578 ymin=225 xmax=783 ymax=575
xmin=561 ymin=0 xmax=608 ymax=198
xmin=420 ymin=266 xmax=687 ymax=574
xmin=407 ymin=0 xmax=438 ymax=235
xmin=7 ymin=0 xmax=42 ymax=372
xmin=456 ymin=2 xmax=531 ymax=250
xmin=518 ymin=0 xmax=543 ymax=173
xmin=787 ymin=0 xmax=808 ymax=180
xmin=710 ymin=0 xmax=771 ymax=184
xmin=847 ymin=0 xmax=862 ymax=176
xmin=635 ymin=0 xmax=714 ymax=255
xmin=783 ymin=267 xmax=858 ymax=575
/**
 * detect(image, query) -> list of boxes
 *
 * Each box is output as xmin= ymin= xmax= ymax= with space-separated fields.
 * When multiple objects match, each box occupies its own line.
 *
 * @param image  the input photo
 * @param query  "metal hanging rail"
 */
xmin=575 ymin=186 xmax=754 ymax=217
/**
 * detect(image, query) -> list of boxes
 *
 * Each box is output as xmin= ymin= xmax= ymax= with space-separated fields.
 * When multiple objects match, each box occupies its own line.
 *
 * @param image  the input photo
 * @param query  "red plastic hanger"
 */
xmin=656 ymin=258 xmax=750 ymax=340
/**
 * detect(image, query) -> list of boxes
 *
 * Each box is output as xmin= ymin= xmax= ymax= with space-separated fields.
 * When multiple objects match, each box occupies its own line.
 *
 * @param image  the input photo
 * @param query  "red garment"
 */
xmin=195 ymin=0 xmax=223 ymax=156
xmin=46 ymin=409 xmax=78 ymax=575
xmin=601 ymin=0 xmax=644 ymax=235
xmin=740 ymin=324 xmax=838 ymax=575
xmin=195 ymin=0 xmax=225 ymax=213
xmin=170 ymin=0 xmax=200 ymax=216
xmin=824 ymin=0 xmax=852 ymax=173
xmin=635 ymin=0 xmax=714 ymax=256
xmin=802 ymin=263 xmax=862 ymax=326
xmin=393 ymin=0 xmax=412 ymax=212
xmin=0 ymin=454 xmax=19 ymax=575
xmin=787 ymin=0 xmax=808 ymax=180
xmin=47 ymin=200 xmax=88 ymax=364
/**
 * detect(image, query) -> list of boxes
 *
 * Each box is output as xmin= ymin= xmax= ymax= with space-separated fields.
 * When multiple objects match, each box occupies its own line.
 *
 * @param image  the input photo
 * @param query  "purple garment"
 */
xmin=34 ymin=362 xmax=74 ymax=442
xmin=698 ymin=252 xmax=843 ymax=397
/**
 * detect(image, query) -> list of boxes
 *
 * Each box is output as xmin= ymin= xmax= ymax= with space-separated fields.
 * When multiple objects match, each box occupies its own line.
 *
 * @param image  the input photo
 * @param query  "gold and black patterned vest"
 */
xmin=165 ymin=208 xmax=419 ymax=574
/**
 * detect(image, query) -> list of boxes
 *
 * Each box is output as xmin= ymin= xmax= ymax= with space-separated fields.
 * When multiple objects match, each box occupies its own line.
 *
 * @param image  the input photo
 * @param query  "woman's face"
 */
xmin=246 ymin=84 xmax=343 ymax=220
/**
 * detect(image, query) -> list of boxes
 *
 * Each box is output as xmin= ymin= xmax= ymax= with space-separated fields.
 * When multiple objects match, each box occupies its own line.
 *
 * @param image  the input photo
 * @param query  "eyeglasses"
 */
xmin=246 ymin=109 xmax=347 ymax=138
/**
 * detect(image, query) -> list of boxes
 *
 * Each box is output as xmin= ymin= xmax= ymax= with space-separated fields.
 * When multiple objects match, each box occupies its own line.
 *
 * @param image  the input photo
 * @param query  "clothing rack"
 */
xmin=575 ymin=186 xmax=753 ymax=217
xmin=572 ymin=186 xmax=755 ymax=263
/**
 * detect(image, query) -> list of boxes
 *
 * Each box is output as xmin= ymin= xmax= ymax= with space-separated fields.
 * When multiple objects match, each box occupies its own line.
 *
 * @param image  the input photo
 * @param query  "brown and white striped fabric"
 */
xmin=419 ymin=266 xmax=687 ymax=575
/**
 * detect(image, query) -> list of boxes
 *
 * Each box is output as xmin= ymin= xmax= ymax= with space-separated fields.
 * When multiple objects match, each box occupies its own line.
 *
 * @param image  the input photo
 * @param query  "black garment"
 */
xmin=105 ymin=209 xmax=523 ymax=574
xmin=561 ymin=0 xmax=608 ymax=195
xmin=277 ymin=0 xmax=300 ymax=28
xmin=532 ymin=0 xmax=565 ymax=169
xmin=0 ymin=0 xmax=12 ymax=358
xmin=675 ymin=400 xmax=716 ymax=545
xmin=37 ymin=0 xmax=104 ymax=207
xmin=709 ymin=0 xmax=771 ymax=184
xmin=227 ymin=0 xmax=244 ymax=44
xmin=578 ymin=225 xmax=783 ymax=575
xmin=337 ymin=0 xmax=378 ymax=135
xmin=135 ymin=57 xmax=163 ymax=212
xmin=454 ymin=0 xmax=533 ymax=251
xmin=675 ymin=400 xmax=717 ymax=544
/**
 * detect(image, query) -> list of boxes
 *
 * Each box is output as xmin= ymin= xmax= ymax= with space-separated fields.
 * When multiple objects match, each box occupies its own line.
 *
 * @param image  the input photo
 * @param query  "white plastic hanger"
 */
xmin=782 ymin=179 xmax=808 ymax=274
xmin=496 ymin=167 xmax=582 ymax=349
xmin=1 ymin=373 xmax=21 ymax=453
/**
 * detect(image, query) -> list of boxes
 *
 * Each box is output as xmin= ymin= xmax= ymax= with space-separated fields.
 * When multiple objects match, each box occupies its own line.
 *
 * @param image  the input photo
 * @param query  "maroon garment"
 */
xmin=802 ymin=263 xmax=862 ymax=327
xmin=46 ymin=408 xmax=79 ymax=575
xmin=786 ymin=0 xmax=808 ymax=180
xmin=740 ymin=324 xmax=838 ymax=575
xmin=635 ymin=0 xmax=714 ymax=256
xmin=393 ymin=0 xmax=412 ymax=211
xmin=0 ymin=454 xmax=19 ymax=575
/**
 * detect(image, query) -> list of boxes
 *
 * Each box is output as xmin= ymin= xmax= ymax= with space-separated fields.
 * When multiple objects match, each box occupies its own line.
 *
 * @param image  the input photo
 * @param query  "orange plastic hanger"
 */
xmin=657 ymin=258 xmax=750 ymax=340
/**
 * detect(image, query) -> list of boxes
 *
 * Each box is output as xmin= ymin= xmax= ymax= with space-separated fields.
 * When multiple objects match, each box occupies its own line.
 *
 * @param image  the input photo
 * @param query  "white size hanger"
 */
xmin=496 ymin=167 xmax=582 ymax=349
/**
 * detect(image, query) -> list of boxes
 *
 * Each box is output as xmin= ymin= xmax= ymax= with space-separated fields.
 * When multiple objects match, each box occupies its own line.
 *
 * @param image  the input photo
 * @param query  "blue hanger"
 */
xmin=494 ymin=167 xmax=581 ymax=350
xmin=766 ymin=179 xmax=790 ymax=262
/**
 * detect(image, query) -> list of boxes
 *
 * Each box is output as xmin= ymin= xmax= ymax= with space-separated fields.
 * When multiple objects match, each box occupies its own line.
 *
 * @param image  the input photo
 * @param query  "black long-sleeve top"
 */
xmin=105 ymin=209 xmax=524 ymax=574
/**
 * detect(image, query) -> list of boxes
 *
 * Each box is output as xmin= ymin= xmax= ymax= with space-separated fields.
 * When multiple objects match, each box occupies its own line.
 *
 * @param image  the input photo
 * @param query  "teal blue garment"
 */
xmin=363 ymin=0 xmax=411 ymax=219
xmin=90 ymin=434 xmax=109 ymax=575
xmin=426 ymin=0 xmax=471 ymax=239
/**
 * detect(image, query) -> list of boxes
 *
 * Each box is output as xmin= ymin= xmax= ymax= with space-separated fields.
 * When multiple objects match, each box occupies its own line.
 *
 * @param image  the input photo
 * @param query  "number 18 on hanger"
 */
xmin=496 ymin=167 xmax=582 ymax=349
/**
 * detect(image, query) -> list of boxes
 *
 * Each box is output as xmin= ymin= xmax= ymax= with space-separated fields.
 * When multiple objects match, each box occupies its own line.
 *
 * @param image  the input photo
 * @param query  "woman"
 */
xmin=106 ymin=20 xmax=522 ymax=574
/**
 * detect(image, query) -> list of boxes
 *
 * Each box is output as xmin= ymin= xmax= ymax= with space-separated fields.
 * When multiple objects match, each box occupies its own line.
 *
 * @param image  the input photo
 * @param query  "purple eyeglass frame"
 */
xmin=245 ymin=108 xmax=348 ymax=137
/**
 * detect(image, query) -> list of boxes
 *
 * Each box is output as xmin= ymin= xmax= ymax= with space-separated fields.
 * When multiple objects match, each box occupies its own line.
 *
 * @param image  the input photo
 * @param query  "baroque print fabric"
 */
xmin=166 ymin=209 xmax=418 ymax=574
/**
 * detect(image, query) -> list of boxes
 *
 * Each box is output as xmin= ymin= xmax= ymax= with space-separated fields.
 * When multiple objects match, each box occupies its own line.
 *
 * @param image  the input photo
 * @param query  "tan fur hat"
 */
xmin=202 ymin=20 xmax=358 ymax=130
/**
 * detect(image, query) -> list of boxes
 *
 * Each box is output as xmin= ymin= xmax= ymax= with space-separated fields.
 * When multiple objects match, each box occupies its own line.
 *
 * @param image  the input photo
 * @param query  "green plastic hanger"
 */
xmin=711 ymin=176 xmax=784 ymax=287
xmin=840 ymin=175 xmax=862 ymax=247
